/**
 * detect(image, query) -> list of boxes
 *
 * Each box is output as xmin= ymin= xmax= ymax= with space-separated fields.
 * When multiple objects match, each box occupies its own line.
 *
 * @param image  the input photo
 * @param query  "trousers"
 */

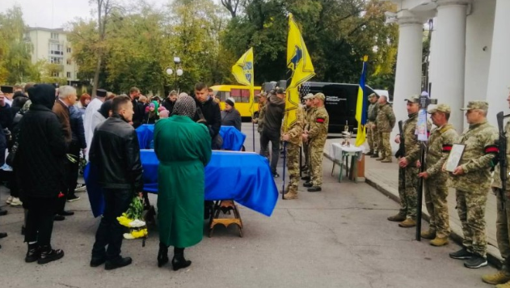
xmin=24 ymin=196 xmax=59 ymax=246
xmin=260 ymin=129 xmax=281 ymax=175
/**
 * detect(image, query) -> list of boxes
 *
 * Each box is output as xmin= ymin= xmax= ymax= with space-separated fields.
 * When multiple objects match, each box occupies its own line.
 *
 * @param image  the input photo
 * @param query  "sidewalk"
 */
xmin=324 ymin=138 xmax=503 ymax=267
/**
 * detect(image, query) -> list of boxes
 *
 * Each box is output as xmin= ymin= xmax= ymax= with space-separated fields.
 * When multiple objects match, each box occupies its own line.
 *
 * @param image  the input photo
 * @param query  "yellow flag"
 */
xmin=285 ymin=14 xmax=315 ymax=131
xmin=287 ymin=13 xmax=315 ymax=89
xmin=231 ymin=47 xmax=255 ymax=114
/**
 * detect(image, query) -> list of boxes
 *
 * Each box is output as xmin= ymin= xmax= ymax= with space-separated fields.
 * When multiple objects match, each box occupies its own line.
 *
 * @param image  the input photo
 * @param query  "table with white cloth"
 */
xmin=329 ymin=143 xmax=363 ymax=182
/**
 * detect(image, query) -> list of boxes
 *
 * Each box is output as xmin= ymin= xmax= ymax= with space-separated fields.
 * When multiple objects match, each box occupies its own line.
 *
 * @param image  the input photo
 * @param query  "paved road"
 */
xmin=0 ymin=123 xmax=496 ymax=287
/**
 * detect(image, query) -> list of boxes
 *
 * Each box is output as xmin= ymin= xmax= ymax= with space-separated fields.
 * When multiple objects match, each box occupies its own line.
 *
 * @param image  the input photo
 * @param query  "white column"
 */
xmin=429 ymin=0 xmax=470 ymax=132
xmin=486 ymin=0 xmax=510 ymax=126
xmin=391 ymin=10 xmax=424 ymax=152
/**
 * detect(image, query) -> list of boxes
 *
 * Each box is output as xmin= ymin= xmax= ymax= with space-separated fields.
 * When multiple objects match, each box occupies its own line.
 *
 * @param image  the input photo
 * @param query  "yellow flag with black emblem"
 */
xmin=284 ymin=14 xmax=315 ymax=132
xmin=231 ymin=47 xmax=255 ymax=115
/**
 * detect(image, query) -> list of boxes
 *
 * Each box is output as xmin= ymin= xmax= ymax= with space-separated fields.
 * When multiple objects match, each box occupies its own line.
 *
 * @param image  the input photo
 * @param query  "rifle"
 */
xmin=497 ymin=111 xmax=509 ymax=209
xmin=395 ymin=121 xmax=405 ymax=158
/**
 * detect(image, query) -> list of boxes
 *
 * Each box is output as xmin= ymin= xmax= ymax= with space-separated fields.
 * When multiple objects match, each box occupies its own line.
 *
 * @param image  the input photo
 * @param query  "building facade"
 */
xmin=386 ymin=0 xmax=509 ymax=150
xmin=25 ymin=27 xmax=79 ymax=83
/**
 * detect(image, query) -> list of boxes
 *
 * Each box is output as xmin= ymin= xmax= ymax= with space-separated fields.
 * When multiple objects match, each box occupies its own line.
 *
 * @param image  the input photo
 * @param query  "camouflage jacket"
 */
xmin=367 ymin=102 xmax=378 ymax=122
xmin=304 ymin=106 xmax=316 ymax=132
xmin=401 ymin=113 xmax=431 ymax=167
xmin=449 ymin=120 xmax=498 ymax=191
xmin=492 ymin=121 xmax=510 ymax=190
xmin=308 ymin=106 xmax=329 ymax=143
xmin=282 ymin=106 xmax=304 ymax=146
xmin=257 ymin=102 xmax=267 ymax=133
xmin=425 ymin=123 xmax=458 ymax=177
xmin=376 ymin=103 xmax=395 ymax=132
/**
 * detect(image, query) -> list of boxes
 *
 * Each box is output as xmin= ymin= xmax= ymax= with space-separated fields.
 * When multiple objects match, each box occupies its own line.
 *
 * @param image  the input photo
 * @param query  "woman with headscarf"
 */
xmin=220 ymin=98 xmax=242 ymax=131
xmin=144 ymin=101 xmax=159 ymax=124
xmin=90 ymin=100 xmax=113 ymax=134
xmin=154 ymin=95 xmax=211 ymax=271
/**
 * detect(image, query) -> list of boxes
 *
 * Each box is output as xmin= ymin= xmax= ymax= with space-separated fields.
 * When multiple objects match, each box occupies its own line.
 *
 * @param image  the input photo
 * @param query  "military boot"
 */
xmin=283 ymin=190 xmax=298 ymax=200
xmin=375 ymin=156 xmax=384 ymax=161
xmin=430 ymin=236 xmax=449 ymax=246
xmin=398 ymin=218 xmax=416 ymax=228
xmin=370 ymin=152 xmax=379 ymax=158
xmin=366 ymin=150 xmax=374 ymax=156
xmin=496 ymin=281 xmax=510 ymax=288
xmin=482 ymin=270 xmax=510 ymax=285
xmin=381 ymin=157 xmax=392 ymax=163
xmin=420 ymin=229 xmax=436 ymax=239
xmin=387 ymin=213 xmax=406 ymax=222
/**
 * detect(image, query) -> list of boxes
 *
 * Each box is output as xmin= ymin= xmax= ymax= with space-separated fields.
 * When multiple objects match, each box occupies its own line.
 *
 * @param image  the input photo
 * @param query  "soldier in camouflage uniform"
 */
xmin=388 ymin=95 xmax=430 ymax=227
xmin=482 ymin=93 xmax=510 ymax=286
xmin=417 ymin=104 xmax=458 ymax=246
xmin=366 ymin=93 xmax=379 ymax=157
xmin=253 ymin=92 xmax=268 ymax=134
xmin=376 ymin=95 xmax=396 ymax=162
xmin=448 ymin=101 xmax=498 ymax=269
xmin=282 ymin=105 xmax=305 ymax=200
xmin=301 ymin=94 xmax=315 ymax=181
xmin=303 ymin=93 xmax=329 ymax=192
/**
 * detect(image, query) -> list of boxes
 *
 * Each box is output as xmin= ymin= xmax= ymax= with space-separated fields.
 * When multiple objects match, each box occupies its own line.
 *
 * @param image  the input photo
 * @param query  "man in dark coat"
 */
xmin=193 ymin=82 xmax=222 ymax=149
xmin=67 ymin=100 xmax=87 ymax=202
xmin=260 ymin=88 xmax=285 ymax=177
xmin=15 ymin=84 xmax=66 ymax=264
xmin=89 ymin=95 xmax=143 ymax=270
xmin=162 ymin=90 xmax=178 ymax=114
xmin=129 ymin=87 xmax=145 ymax=128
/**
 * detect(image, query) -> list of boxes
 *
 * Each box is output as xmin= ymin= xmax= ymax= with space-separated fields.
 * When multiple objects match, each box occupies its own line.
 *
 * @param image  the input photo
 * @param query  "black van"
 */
xmin=299 ymin=82 xmax=378 ymax=134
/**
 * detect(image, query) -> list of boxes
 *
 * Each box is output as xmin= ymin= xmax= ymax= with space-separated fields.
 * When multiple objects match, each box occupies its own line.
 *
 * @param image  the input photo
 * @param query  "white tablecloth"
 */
xmin=329 ymin=143 xmax=364 ymax=162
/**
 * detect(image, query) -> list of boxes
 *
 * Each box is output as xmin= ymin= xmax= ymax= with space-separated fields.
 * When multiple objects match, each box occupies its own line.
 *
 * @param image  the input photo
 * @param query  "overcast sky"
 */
xmin=0 ymin=0 xmax=189 ymax=29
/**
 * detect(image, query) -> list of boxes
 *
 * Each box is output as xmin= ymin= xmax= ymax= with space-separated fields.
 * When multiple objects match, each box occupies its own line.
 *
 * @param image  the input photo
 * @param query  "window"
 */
xmin=50 ymin=57 xmax=63 ymax=64
xmin=66 ymin=72 xmax=71 ymax=78
xmin=230 ymin=89 xmax=250 ymax=103
xmin=52 ymin=72 xmax=59 ymax=77
xmin=217 ymin=91 xmax=229 ymax=101
xmin=51 ymin=32 xmax=59 ymax=40
xmin=66 ymin=59 xmax=72 ymax=65
xmin=66 ymin=47 xmax=71 ymax=53
xmin=50 ymin=43 xmax=63 ymax=55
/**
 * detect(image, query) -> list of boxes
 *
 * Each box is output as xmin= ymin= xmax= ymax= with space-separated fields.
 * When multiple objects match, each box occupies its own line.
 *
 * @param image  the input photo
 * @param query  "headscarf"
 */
xmin=151 ymin=100 xmax=159 ymax=116
xmin=172 ymin=95 xmax=196 ymax=118
xmin=98 ymin=100 xmax=113 ymax=118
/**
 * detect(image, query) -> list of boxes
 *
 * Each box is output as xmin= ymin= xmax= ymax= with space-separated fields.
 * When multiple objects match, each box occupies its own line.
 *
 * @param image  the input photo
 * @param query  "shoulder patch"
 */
xmin=316 ymin=118 xmax=325 ymax=123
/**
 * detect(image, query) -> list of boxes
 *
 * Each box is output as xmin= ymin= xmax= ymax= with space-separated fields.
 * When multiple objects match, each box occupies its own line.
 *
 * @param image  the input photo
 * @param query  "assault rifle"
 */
xmin=497 ymin=111 xmax=510 ymax=209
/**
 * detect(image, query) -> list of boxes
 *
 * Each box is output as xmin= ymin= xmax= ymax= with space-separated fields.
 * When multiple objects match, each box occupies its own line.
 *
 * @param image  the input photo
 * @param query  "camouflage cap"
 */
xmin=460 ymin=100 xmax=489 ymax=111
xmin=368 ymin=93 xmax=377 ymax=99
xmin=303 ymin=93 xmax=314 ymax=100
xmin=404 ymin=94 xmax=420 ymax=103
xmin=314 ymin=93 xmax=325 ymax=101
xmin=427 ymin=103 xmax=451 ymax=114
xmin=275 ymin=87 xmax=285 ymax=94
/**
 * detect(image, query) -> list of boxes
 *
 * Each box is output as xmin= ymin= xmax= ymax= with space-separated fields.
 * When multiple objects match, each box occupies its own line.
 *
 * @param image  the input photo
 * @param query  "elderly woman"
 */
xmin=154 ymin=96 xmax=211 ymax=270
xmin=220 ymin=98 xmax=242 ymax=131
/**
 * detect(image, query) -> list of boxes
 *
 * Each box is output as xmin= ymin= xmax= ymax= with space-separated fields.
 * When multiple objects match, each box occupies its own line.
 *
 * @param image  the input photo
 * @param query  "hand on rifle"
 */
xmin=394 ymin=135 xmax=400 ymax=144
xmin=302 ymin=133 xmax=308 ymax=142
xmin=418 ymin=172 xmax=429 ymax=179
xmin=452 ymin=166 xmax=465 ymax=176
xmin=398 ymin=157 xmax=409 ymax=168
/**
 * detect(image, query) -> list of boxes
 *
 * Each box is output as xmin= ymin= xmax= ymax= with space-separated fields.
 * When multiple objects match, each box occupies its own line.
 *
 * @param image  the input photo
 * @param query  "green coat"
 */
xmin=154 ymin=115 xmax=212 ymax=247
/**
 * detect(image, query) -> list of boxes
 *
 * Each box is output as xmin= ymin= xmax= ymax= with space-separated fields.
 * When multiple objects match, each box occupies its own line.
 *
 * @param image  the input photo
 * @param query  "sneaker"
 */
xmin=9 ymin=197 xmax=22 ymax=207
xmin=67 ymin=195 xmax=81 ymax=202
xmin=5 ymin=196 xmax=13 ymax=204
xmin=74 ymin=184 xmax=86 ymax=192
xmin=482 ymin=270 xmax=510 ymax=285
xmin=464 ymin=254 xmax=488 ymax=269
xmin=449 ymin=247 xmax=474 ymax=260
xmin=38 ymin=247 xmax=64 ymax=264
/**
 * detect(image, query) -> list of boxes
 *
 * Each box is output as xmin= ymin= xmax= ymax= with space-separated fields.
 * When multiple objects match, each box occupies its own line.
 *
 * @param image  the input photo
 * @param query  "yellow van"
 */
xmin=210 ymin=85 xmax=261 ymax=119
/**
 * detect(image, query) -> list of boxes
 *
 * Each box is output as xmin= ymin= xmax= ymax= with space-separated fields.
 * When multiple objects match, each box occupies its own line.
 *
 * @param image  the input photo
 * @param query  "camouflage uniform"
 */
xmin=492 ymin=120 xmax=510 ymax=268
xmin=302 ymin=105 xmax=313 ymax=178
xmin=397 ymin=112 xmax=422 ymax=220
xmin=367 ymin=100 xmax=379 ymax=154
xmin=376 ymin=102 xmax=396 ymax=161
xmin=308 ymin=106 xmax=329 ymax=187
xmin=450 ymin=102 xmax=498 ymax=258
xmin=283 ymin=106 xmax=304 ymax=197
xmin=424 ymin=119 xmax=458 ymax=238
xmin=257 ymin=101 xmax=267 ymax=134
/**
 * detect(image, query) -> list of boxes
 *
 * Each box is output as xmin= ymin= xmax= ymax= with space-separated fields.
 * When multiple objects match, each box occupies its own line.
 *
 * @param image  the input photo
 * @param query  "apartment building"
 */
xmin=25 ymin=27 xmax=80 ymax=83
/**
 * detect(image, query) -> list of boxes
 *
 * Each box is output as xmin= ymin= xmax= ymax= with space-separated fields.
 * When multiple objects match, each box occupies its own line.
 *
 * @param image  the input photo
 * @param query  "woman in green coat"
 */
xmin=154 ymin=95 xmax=212 ymax=271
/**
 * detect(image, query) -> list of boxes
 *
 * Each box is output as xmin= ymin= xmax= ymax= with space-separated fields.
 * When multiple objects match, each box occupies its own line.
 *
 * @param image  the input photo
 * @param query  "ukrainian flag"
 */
xmin=285 ymin=14 xmax=315 ymax=131
xmin=355 ymin=56 xmax=368 ymax=147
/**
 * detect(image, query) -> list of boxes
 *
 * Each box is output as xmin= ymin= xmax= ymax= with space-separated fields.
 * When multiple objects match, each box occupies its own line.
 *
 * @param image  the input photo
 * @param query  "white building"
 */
xmin=386 ymin=0 xmax=509 ymax=140
xmin=25 ymin=27 xmax=79 ymax=83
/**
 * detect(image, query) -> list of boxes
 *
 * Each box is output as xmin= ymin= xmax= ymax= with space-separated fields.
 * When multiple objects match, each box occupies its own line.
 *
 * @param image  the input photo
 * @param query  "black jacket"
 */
xmin=194 ymin=97 xmax=221 ymax=138
xmin=69 ymin=105 xmax=86 ymax=149
xmin=11 ymin=92 xmax=28 ymax=118
xmin=89 ymin=114 xmax=143 ymax=191
xmin=221 ymin=108 xmax=242 ymax=131
xmin=132 ymin=99 xmax=146 ymax=129
xmin=15 ymin=84 xmax=66 ymax=198
xmin=162 ymin=99 xmax=175 ymax=114
xmin=263 ymin=95 xmax=285 ymax=133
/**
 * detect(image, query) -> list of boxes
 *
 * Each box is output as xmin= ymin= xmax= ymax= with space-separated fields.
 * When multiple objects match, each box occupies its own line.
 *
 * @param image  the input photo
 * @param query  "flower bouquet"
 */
xmin=117 ymin=196 xmax=148 ymax=245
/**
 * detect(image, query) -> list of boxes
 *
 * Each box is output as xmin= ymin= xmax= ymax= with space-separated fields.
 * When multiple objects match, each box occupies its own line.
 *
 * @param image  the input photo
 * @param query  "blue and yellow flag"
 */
xmin=285 ymin=14 xmax=315 ymax=131
xmin=232 ymin=47 xmax=255 ymax=114
xmin=355 ymin=56 xmax=369 ymax=147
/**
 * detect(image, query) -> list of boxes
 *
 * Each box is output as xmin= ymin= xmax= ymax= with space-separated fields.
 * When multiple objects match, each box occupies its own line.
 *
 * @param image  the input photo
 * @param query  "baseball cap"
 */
xmin=427 ymin=103 xmax=451 ymax=114
xmin=460 ymin=101 xmax=488 ymax=111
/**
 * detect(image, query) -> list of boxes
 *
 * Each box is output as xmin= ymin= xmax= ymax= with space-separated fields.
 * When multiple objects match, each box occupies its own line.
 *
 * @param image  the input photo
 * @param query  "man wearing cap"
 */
xmin=221 ymin=98 xmax=242 ymax=131
xmin=376 ymin=95 xmax=395 ymax=162
xmin=303 ymin=93 xmax=329 ymax=192
xmin=253 ymin=92 xmax=267 ymax=134
xmin=448 ymin=100 xmax=498 ymax=269
xmin=260 ymin=88 xmax=286 ymax=177
xmin=301 ymin=93 xmax=315 ymax=181
xmin=282 ymin=101 xmax=304 ymax=200
xmin=418 ymin=103 xmax=458 ymax=246
xmin=84 ymin=89 xmax=107 ymax=160
xmin=389 ymin=95 xmax=429 ymax=227
xmin=366 ymin=93 xmax=379 ymax=157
